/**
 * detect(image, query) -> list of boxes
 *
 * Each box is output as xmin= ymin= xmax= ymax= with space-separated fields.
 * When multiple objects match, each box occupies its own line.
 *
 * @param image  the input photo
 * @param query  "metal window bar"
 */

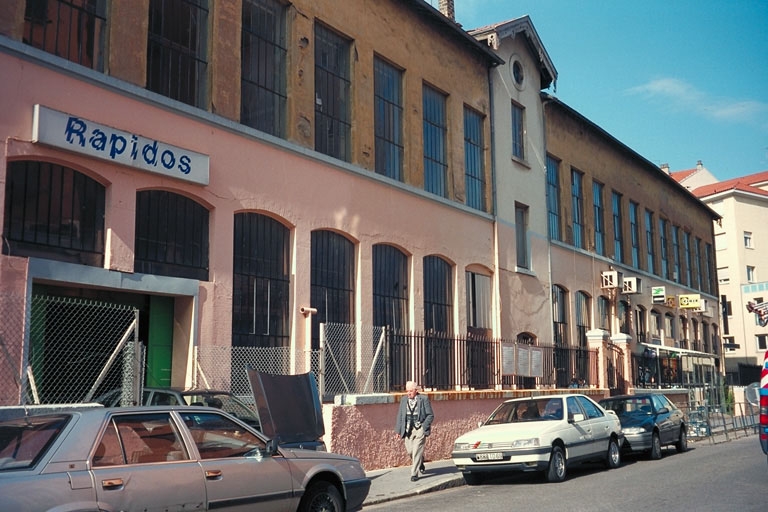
xmin=241 ymin=0 xmax=287 ymax=136
xmin=464 ymin=107 xmax=485 ymax=210
xmin=374 ymin=58 xmax=404 ymax=180
xmin=314 ymin=24 xmax=351 ymax=161
xmin=422 ymin=85 xmax=448 ymax=197
xmin=23 ymin=0 xmax=107 ymax=70
xmin=146 ymin=0 xmax=209 ymax=108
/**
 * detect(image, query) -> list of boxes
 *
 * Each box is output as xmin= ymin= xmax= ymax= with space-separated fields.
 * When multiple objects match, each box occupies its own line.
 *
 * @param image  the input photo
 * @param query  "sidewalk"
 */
xmin=363 ymin=459 xmax=466 ymax=506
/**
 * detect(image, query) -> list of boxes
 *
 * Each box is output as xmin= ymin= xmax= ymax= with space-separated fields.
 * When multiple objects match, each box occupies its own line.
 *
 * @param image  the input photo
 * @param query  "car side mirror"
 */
xmin=266 ymin=438 xmax=280 ymax=456
xmin=657 ymin=407 xmax=669 ymax=414
xmin=569 ymin=413 xmax=585 ymax=423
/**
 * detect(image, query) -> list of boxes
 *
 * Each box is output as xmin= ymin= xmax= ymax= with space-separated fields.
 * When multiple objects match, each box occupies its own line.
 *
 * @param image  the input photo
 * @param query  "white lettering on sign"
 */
xmin=32 ymin=105 xmax=209 ymax=185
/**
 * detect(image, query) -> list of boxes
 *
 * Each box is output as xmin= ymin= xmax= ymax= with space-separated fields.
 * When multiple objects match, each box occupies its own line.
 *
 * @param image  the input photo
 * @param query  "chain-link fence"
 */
xmin=0 ymin=293 xmax=141 ymax=406
xmin=0 ymin=294 xmax=27 ymax=406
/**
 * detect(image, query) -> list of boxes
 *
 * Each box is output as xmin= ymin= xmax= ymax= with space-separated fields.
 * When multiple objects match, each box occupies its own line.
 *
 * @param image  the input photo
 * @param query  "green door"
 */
xmin=145 ymin=296 xmax=174 ymax=387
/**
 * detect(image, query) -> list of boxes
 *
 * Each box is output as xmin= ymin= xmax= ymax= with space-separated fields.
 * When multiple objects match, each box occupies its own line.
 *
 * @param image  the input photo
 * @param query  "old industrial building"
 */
xmin=543 ymin=95 xmax=722 ymax=400
xmin=0 ymin=0 xmax=726 ymax=467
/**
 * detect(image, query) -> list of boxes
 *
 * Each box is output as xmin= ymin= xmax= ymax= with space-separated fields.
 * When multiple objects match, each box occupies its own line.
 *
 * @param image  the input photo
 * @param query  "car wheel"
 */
xmin=546 ymin=446 xmax=566 ymax=482
xmin=650 ymin=432 xmax=662 ymax=460
xmin=605 ymin=437 xmax=621 ymax=469
xmin=463 ymin=472 xmax=484 ymax=485
xmin=675 ymin=426 xmax=688 ymax=453
xmin=299 ymin=481 xmax=344 ymax=512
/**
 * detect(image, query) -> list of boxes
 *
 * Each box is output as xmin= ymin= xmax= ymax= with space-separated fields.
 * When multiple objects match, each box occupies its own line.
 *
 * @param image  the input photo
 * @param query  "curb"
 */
xmin=363 ymin=475 xmax=466 ymax=506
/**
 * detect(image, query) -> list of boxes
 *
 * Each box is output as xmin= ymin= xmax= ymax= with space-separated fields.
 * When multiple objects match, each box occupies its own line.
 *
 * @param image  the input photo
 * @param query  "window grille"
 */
xmin=232 ymin=213 xmax=290 ymax=347
xmin=147 ymin=0 xmax=209 ymax=108
xmin=422 ymin=85 xmax=448 ymax=197
xmin=423 ymin=255 xmax=452 ymax=334
xmin=3 ymin=160 xmax=104 ymax=266
xmin=374 ymin=58 xmax=404 ymax=180
xmin=311 ymin=230 xmax=355 ymax=349
xmin=464 ymin=107 xmax=485 ymax=210
xmin=372 ymin=244 xmax=409 ymax=330
xmin=546 ymin=155 xmax=561 ymax=241
xmin=314 ymin=24 xmax=351 ymax=161
xmin=134 ymin=190 xmax=209 ymax=280
xmin=241 ymin=0 xmax=287 ymax=137
xmin=23 ymin=0 xmax=107 ymax=71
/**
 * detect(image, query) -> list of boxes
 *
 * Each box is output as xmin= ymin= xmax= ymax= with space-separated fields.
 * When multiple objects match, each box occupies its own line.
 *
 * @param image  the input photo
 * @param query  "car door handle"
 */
xmin=205 ymin=469 xmax=223 ymax=480
xmin=101 ymin=478 xmax=124 ymax=489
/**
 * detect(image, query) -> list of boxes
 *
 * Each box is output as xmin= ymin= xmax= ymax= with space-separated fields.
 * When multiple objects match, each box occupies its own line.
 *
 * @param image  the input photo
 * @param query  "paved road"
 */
xmin=364 ymin=436 xmax=767 ymax=511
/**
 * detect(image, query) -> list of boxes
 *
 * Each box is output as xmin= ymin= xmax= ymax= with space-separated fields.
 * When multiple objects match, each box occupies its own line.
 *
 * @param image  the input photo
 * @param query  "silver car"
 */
xmin=0 ymin=407 xmax=369 ymax=511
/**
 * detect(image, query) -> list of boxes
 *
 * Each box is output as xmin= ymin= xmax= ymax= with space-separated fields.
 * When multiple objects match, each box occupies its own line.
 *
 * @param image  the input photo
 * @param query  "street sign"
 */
xmin=652 ymin=286 xmax=665 ymax=304
xmin=679 ymin=294 xmax=701 ymax=309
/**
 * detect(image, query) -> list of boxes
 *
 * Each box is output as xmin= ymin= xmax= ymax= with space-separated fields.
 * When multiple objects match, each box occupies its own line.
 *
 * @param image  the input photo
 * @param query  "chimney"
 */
xmin=660 ymin=163 xmax=669 ymax=174
xmin=696 ymin=160 xmax=703 ymax=171
xmin=439 ymin=0 xmax=455 ymax=21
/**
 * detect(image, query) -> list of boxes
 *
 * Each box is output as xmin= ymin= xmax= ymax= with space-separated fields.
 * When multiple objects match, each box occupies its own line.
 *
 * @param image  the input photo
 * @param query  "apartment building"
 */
xmin=672 ymin=167 xmax=768 ymax=384
xmin=543 ymin=95 xmax=722 ymax=394
xmin=0 ymin=0 xmax=504 ymax=404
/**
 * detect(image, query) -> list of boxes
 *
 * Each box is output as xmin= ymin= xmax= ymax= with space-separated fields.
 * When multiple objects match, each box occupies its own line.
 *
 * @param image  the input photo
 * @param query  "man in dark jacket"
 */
xmin=394 ymin=380 xmax=434 ymax=481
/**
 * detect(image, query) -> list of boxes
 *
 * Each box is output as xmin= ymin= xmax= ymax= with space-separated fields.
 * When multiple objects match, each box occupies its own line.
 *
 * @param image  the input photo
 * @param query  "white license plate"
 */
xmin=475 ymin=452 xmax=503 ymax=461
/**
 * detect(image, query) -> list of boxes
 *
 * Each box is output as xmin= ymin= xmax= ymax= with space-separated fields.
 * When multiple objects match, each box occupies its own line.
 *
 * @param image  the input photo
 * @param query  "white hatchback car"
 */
xmin=452 ymin=393 xmax=623 ymax=483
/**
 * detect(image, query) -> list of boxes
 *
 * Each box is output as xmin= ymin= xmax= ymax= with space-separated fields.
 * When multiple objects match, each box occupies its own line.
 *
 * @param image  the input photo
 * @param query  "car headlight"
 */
xmin=623 ymin=426 xmax=649 ymax=434
xmin=511 ymin=438 xmax=540 ymax=448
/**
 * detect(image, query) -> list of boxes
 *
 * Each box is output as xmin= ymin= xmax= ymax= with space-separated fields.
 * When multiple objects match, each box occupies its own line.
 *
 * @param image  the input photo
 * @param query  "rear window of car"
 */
xmin=0 ymin=414 xmax=71 ymax=471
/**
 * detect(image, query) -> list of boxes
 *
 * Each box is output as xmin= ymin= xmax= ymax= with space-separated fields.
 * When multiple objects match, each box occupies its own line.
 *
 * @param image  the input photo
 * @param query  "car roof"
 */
xmin=504 ymin=393 xmax=587 ymax=403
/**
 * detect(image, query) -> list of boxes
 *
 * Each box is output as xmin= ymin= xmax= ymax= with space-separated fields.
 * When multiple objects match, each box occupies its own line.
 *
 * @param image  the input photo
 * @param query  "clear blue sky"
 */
xmin=448 ymin=0 xmax=768 ymax=180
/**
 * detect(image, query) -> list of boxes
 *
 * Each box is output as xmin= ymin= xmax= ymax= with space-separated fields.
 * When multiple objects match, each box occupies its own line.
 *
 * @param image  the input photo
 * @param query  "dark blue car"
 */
xmin=599 ymin=393 xmax=688 ymax=459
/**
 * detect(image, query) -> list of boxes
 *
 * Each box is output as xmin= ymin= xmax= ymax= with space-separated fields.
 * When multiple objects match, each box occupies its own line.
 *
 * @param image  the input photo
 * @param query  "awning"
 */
xmin=639 ymin=342 xmax=716 ymax=360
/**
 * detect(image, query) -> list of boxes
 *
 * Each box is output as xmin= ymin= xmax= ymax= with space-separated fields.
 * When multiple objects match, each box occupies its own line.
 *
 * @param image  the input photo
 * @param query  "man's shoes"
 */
xmin=410 ymin=475 xmax=419 ymax=482
xmin=419 ymin=462 xmax=425 ymax=474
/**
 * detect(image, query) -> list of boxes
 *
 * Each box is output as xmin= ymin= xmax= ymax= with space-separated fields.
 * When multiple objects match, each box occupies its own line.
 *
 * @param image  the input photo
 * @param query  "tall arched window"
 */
xmin=618 ymin=300 xmax=630 ymax=334
xmin=372 ymin=244 xmax=409 ymax=330
xmin=310 ymin=230 xmax=355 ymax=349
xmin=423 ymin=255 xmax=453 ymax=334
xmin=575 ymin=291 xmax=591 ymax=349
xmin=552 ymin=285 xmax=568 ymax=347
xmin=232 ymin=213 xmax=290 ymax=347
xmin=597 ymin=295 xmax=610 ymax=331
xmin=4 ymin=160 xmax=105 ymax=266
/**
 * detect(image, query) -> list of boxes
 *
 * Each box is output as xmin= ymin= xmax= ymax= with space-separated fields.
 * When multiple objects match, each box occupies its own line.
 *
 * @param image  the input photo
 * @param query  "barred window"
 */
xmin=659 ymin=218 xmax=669 ymax=280
xmin=546 ymin=155 xmax=561 ymax=241
xmin=575 ymin=291 xmax=590 ymax=349
xmin=241 ymin=0 xmax=287 ymax=137
xmin=3 ymin=160 xmax=105 ymax=266
xmin=630 ymin=201 xmax=640 ymax=269
xmin=466 ymin=270 xmax=491 ymax=331
xmin=232 ymin=213 xmax=290 ymax=348
xmin=464 ymin=106 xmax=485 ymax=210
xmin=374 ymin=57 xmax=403 ymax=181
xmin=645 ymin=209 xmax=656 ymax=275
xmin=134 ymin=190 xmax=209 ymax=281
xmin=372 ymin=244 xmax=409 ymax=330
xmin=593 ymin=181 xmax=605 ymax=256
xmin=311 ymin=230 xmax=355 ymax=349
xmin=423 ymin=85 xmax=448 ymax=198
xmin=552 ymin=285 xmax=568 ymax=347
xmin=147 ymin=0 xmax=209 ymax=108
xmin=23 ymin=0 xmax=107 ymax=71
xmin=424 ymin=255 xmax=452 ymax=334
xmin=612 ymin=191 xmax=624 ymax=263
xmin=571 ymin=169 xmax=584 ymax=249
xmin=315 ymin=24 xmax=351 ymax=161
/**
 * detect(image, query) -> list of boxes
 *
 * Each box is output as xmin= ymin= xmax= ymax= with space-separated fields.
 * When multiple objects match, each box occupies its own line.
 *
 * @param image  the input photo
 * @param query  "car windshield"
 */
xmin=600 ymin=398 xmax=653 ymax=416
xmin=0 ymin=414 xmax=71 ymax=470
xmin=484 ymin=398 xmax=564 ymax=424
